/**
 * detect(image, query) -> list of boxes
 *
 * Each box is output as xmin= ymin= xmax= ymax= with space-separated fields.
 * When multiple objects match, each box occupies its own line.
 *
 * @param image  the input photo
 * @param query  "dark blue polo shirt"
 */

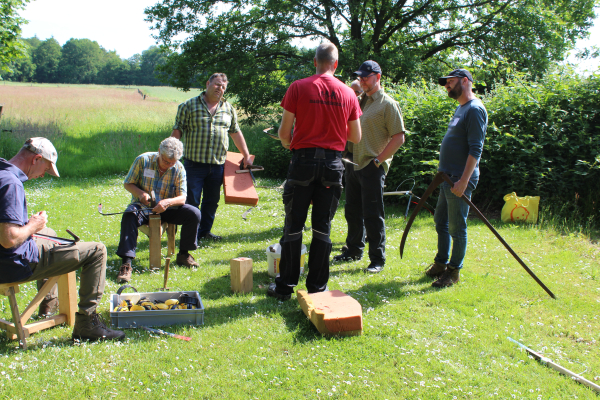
xmin=0 ymin=158 xmax=39 ymax=283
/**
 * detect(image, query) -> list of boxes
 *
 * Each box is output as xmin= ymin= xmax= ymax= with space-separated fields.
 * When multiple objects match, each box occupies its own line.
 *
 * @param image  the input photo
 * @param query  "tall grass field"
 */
xmin=0 ymin=83 xmax=598 ymax=399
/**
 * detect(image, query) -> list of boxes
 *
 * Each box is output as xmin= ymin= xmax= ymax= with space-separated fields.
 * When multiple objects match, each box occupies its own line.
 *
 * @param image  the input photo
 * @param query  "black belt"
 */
xmin=293 ymin=148 xmax=342 ymax=160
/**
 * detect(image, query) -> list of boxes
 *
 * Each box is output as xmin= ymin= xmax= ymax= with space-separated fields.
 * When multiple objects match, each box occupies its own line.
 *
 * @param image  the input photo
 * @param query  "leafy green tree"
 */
xmin=97 ymin=50 xmax=131 ymax=85
xmin=146 ymin=0 xmax=597 ymax=116
xmin=0 ymin=0 xmax=30 ymax=74
xmin=3 ymin=51 xmax=35 ymax=81
xmin=139 ymin=46 xmax=168 ymax=86
xmin=33 ymin=37 xmax=62 ymax=83
xmin=59 ymin=38 xmax=104 ymax=83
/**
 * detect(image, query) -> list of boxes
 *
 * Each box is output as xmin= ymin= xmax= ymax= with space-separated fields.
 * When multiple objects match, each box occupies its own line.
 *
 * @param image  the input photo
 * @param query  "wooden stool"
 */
xmin=0 ymin=271 xmax=77 ymax=349
xmin=138 ymin=214 xmax=177 ymax=269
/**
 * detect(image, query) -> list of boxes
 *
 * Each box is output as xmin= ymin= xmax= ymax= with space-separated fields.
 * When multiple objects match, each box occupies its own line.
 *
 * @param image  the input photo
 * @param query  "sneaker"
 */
xmin=432 ymin=267 xmax=460 ymax=288
xmin=72 ymin=312 xmax=126 ymax=341
xmin=365 ymin=263 xmax=384 ymax=273
xmin=176 ymin=253 xmax=199 ymax=268
xmin=39 ymin=298 xmax=59 ymax=317
xmin=267 ymin=282 xmax=291 ymax=301
xmin=425 ymin=261 xmax=448 ymax=278
xmin=117 ymin=263 xmax=132 ymax=283
xmin=332 ymin=251 xmax=362 ymax=262
xmin=199 ymin=232 xmax=222 ymax=241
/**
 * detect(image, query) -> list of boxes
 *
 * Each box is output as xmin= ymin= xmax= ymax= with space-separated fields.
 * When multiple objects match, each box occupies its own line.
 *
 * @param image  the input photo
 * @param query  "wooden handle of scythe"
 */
xmin=163 ymin=258 xmax=170 ymax=289
xmin=440 ymin=173 xmax=557 ymax=299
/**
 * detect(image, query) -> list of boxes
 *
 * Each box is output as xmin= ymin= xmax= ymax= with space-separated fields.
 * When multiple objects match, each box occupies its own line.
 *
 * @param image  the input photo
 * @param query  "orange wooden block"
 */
xmin=223 ymin=151 xmax=259 ymax=206
xmin=297 ymin=290 xmax=363 ymax=336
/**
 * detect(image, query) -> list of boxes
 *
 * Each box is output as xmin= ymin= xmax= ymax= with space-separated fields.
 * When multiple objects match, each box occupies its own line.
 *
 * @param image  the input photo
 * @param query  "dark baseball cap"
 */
xmin=438 ymin=69 xmax=473 ymax=86
xmin=353 ymin=60 xmax=382 ymax=77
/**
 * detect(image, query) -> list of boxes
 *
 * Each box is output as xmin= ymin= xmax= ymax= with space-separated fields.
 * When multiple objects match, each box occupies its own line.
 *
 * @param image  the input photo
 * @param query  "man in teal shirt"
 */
xmin=425 ymin=69 xmax=488 ymax=287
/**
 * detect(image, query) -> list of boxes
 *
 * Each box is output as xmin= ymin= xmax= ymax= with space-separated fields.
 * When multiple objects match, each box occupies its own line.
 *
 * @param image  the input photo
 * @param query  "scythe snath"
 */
xmin=399 ymin=171 xmax=556 ymax=299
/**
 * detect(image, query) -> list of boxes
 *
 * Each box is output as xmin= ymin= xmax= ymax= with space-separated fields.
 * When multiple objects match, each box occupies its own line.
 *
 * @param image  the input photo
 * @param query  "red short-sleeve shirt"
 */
xmin=280 ymin=74 xmax=362 ymax=151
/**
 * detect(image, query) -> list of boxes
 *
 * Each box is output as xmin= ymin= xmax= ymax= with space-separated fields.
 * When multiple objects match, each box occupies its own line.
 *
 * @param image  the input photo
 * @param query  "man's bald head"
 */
xmin=315 ymin=43 xmax=338 ymax=66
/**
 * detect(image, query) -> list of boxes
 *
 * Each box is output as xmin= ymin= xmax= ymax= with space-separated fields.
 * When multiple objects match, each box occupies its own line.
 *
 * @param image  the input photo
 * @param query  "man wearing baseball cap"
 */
xmin=333 ymin=60 xmax=406 ymax=274
xmin=425 ymin=69 xmax=488 ymax=287
xmin=0 ymin=137 xmax=125 ymax=341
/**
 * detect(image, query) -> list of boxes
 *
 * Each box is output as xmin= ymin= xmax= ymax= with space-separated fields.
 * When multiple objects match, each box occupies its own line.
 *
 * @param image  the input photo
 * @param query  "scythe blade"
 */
xmin=399 ymin=171 xmax=445 ymax=258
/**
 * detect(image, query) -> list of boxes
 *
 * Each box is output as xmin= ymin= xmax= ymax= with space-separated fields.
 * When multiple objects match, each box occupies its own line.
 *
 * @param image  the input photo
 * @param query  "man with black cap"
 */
xmin=333 ymin=60 xmax=406 ymax=273
xmin=0 ymin=138 xmax=125 ymax=341
xmin=425 ymin=69 xmax=488 ymax=287
xmin=267 ymin=42 xmax=362 ymax=301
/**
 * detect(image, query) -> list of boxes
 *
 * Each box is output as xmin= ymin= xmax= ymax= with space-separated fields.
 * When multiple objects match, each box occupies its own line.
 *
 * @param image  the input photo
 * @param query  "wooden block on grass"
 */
xmin=231 ymin=257 xmax=253 ymax=293
xmin=297 ymin=290 xmax=363 ymax=336
xmin=223 ymin=151 xmax=258 ymax=206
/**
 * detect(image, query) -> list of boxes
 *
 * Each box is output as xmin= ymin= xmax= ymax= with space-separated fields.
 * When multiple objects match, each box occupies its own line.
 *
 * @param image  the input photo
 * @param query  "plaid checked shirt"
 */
xmin=124 ymin=152 xmax=187 ymax=206
xmin=173 ymin=92 xmax=241 ymax=164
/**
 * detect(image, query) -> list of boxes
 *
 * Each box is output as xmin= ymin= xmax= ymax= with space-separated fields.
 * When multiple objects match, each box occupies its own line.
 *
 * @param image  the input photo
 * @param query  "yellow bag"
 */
xmin=501 ymin=192 xmax=540 ymax=223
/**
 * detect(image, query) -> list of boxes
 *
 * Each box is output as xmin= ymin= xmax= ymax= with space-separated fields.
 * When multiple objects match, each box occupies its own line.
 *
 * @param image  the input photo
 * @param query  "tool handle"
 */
xmin=163 ymin=258 xmax=170 ymax=289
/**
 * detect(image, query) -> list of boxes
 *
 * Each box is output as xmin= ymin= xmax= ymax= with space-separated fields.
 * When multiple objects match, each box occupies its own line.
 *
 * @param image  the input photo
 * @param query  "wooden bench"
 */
xmin=0 ymin=271 xmax=77 ymax=349
xmin=138 ymin=214 xmax=176 ymax=269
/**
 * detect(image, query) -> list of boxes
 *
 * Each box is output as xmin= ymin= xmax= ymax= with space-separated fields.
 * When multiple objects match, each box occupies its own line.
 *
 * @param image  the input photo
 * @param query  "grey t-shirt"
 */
xmin=438 ymin=98 xmax=488 ymax=178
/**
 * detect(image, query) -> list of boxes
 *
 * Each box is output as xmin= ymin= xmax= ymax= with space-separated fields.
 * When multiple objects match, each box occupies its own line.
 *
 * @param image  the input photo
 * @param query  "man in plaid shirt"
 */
xmin=116 ymin=137 xmax=201 ymax=283
xmin=171 ymin=73 xmax=253 ymax=241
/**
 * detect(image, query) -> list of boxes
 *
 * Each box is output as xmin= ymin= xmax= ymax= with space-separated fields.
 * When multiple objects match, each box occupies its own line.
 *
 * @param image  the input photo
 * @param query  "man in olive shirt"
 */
xmin=171 ymin=73 xmax=252 ymax=241
xmin=333 ymin=61 xmax=406 ymax=273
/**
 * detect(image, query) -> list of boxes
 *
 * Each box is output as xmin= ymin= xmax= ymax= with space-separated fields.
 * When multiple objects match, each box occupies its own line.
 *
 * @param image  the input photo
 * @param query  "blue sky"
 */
xmin=20 ymin=0 xmax=599 ymax=72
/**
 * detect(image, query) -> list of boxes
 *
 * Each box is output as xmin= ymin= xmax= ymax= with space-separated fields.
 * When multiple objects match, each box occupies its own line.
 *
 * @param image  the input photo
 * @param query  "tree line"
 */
xmin=2 ymin=37 xmax=169 ymax=86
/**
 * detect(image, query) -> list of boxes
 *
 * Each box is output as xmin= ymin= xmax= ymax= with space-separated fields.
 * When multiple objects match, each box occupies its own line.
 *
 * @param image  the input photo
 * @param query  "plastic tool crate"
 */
xmin=110 ymin=288 xmax=204 ymax=329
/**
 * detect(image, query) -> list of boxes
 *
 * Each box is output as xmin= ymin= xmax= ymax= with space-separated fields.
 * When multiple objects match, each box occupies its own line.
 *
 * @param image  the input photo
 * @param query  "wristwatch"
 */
xmin=373 ymin=158 xmax=381 ymax=168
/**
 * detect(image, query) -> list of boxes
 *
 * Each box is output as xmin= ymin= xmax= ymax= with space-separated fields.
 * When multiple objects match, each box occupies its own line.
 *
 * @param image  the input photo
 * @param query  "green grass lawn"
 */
xmin=0 ymin=176 xmax=597 ymax=399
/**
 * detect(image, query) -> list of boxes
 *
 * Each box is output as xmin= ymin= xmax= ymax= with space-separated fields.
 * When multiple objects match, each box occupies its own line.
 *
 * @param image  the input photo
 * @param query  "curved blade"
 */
xmin=399 ymin=172 xmax=445 ymax=258
xmin=440 ymin=173 xmax=556 ymax=299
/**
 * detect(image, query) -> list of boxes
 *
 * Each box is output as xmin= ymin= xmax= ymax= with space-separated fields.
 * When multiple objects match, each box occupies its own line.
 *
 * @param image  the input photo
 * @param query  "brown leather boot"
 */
xmin=432 ymin=267 xmax=460 ymax=288
xmin=39 ymin=298 xmax=59 ymax=317
xmin=117 ymin=263 xmax=132 ymax=283
xmin=176 ymin=253 xmax=199 ymax=268
xmin=425 ymin=261 xmax=448 ymax=278
xmin=72 ymin=312 xmax=125 ymax=341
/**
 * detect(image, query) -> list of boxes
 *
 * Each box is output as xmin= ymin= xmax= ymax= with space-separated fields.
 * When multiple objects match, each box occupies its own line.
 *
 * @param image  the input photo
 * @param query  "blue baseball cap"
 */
xmin=353 ymin=60 xmax=382 ymax=77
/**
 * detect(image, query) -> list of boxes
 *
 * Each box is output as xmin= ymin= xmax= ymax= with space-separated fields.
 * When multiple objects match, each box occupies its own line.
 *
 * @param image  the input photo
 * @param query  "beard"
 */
xmin=447 ymin=80 xmax=463 ymax=99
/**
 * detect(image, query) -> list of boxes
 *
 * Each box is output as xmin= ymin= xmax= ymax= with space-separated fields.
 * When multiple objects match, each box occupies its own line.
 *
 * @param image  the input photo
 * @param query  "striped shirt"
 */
xmin=173 ymin=92 xmax=241 ymax=164
xmin=124 ymin=152 xmax=187 ymax=206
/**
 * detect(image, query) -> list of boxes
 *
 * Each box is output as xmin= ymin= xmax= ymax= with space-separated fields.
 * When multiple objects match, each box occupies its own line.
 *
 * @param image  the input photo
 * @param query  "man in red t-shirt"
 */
xmin=267 ymin=42 xmax=362 ymax=301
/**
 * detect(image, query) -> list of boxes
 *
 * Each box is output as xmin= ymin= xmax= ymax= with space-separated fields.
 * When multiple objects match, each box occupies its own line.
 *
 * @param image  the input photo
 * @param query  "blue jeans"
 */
xmin=434 ymin=176 xmax=478 ymax=270
xmin=183 ymin=159 xmax=225 ymax=237
xmin=275 ymin=148 xmax=344 ymax=295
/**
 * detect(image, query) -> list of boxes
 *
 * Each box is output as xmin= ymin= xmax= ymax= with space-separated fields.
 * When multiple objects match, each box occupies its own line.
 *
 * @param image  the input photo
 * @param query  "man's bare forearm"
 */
xmin=0 ymin=218 xmax=45 ymax=249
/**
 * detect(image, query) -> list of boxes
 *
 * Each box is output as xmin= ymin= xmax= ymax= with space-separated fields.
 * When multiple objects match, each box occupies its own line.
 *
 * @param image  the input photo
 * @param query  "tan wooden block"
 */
xmin=230 ymin=257 xmax=253 ymax=293
xmin=148 ymin=214 xmax=162 ymax=270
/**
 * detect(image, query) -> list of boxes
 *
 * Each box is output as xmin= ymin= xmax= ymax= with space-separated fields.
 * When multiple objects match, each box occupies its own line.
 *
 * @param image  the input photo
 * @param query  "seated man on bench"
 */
xmin=0 ymin=137 xmax=125 ymax=341
xmin=116 ymin=137 xmax=201 ymax=282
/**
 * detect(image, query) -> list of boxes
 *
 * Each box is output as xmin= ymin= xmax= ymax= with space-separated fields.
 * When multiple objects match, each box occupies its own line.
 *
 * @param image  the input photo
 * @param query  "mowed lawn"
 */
xmin=0 ymin=84 xmax=598 ymax=399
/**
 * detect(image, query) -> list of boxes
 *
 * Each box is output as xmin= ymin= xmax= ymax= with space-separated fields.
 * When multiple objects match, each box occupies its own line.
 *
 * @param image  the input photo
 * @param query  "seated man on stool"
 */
xmin=116 ymin=137 xmax=201 ymax=282
xmin=0 ymin=137 xmax=125 ymax=341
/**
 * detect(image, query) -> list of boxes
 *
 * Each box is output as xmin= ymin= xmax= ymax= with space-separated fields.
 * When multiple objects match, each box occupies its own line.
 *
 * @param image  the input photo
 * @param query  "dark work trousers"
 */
xmin=275 ymin=148 xmax=344 ymax=295
xmin=343 ymin=159 xmax=387 ymax=265
xmin=116 ymin=203 xmax=201 ymax=259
